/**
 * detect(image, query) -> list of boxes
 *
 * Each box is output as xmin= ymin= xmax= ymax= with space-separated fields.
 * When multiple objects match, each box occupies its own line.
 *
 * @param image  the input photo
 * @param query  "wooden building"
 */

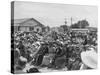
xmin=11 ymin=18 xmax=46 ymax=33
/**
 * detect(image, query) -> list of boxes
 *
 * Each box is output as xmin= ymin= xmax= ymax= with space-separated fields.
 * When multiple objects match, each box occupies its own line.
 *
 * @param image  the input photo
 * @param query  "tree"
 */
xmin=51 ymin=31 xmax=58 ymax=40
xmin=60 ymin=25 xmax=69 ymax=32
xmin=45 ymin=26 xmax=50 ymax=32
xmin=77 ymin=20 xmax=89 ymax=28
xmin=70 ymin=23 xmax=79 ymax=28
xmin=71 ymin=19 xmax=89 ymax=28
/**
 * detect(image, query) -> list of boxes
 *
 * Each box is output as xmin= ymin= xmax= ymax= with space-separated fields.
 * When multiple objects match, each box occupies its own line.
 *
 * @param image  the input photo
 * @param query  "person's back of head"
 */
xmin=27 ymin=68 xmax=40 ymax=73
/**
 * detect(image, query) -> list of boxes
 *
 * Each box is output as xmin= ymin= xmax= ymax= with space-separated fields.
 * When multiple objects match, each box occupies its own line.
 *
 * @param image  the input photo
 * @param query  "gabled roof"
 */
xmin=11 ymin=18 xmax=44 ymax=27
xmin=11 ymin=18 xmax=30 ymax=24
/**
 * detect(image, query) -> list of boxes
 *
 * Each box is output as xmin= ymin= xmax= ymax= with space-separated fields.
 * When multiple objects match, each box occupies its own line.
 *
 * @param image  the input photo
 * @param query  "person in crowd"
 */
xmin=12 ymin=29 xmax=97 ymax=72
xmin=27 ymin=68 xmax=40 ymax=73
xmin=80 ymin=47 xmax=97 ymax=70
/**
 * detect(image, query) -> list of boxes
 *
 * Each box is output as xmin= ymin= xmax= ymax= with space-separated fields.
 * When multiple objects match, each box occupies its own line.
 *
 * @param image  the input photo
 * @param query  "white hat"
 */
xmin=20 ymin=56 xmax=27 ymax=62
xmin=81 ymin=50 xmax=98 ymax=69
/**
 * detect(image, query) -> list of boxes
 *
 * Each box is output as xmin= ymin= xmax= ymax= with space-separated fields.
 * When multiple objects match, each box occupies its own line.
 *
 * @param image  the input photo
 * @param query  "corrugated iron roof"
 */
xmin=12 ymin=18 xmax=31 ymax=24
xmin=11 ymin=18 xmax=44 ymax=27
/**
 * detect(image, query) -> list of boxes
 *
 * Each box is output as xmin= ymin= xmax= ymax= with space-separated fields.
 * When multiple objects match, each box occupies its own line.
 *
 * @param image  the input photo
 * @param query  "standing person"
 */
xmin=34 ymin=44 xmax=49 ymax=66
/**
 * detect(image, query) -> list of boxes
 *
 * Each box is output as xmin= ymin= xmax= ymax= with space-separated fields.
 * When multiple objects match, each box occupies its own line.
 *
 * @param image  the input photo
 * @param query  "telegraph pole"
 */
xmin=65 ymin=18 xmax=67 ymax=25
xmin=71 ymin=17 xmax=73 ymax=25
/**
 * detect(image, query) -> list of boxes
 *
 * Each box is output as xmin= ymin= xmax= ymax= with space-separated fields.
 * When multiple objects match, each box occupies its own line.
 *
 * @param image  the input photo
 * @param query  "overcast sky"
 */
xmin=14 ymin=1 xmax=98 ymax=27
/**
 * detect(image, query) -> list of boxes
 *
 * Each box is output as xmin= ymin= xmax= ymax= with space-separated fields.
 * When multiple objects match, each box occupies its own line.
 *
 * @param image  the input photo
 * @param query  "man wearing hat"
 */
xmin=80 ymin=48 xmax=97 ymax=69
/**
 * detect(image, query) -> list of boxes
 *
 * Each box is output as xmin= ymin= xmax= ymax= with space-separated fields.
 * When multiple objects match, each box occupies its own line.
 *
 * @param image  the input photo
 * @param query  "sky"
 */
xmin=14 ymin=1 xmax=98 ymax=27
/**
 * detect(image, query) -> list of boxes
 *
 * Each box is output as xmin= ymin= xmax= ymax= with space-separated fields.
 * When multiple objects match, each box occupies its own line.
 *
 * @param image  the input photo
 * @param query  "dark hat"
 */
xmin=27 ymin=68 xmax=40 ymax=73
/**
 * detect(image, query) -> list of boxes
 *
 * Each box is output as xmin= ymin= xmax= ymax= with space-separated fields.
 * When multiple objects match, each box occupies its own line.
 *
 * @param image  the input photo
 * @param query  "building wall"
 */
xmin=18 ymin=26 xmax=43 ymax=32
xmin=71 ymin=29 xmax=89 ymax=33
xmin=34 ymin=26 xmax=42 ymax=33
xmin=19 ymin=26 xmax=30 ymax=32
xmin=13 ymin=19 xmax=45 ymax=32
xmin=13 ymin=26 xmax=19 ymax=32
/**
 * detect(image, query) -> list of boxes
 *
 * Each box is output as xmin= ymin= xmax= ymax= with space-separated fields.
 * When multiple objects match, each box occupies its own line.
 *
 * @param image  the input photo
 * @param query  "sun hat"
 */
xmin=19 ymin=56 xmax=27 ymax=62
xmin=81 ymin=50 xmax=97 ymax=69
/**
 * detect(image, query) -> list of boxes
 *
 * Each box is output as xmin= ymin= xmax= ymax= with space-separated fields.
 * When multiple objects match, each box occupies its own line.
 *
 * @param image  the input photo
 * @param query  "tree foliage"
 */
xmin=71 ymin=20 xmax=89 ymax=28
xmin=60 ymin=25 xmax=69 ymax=32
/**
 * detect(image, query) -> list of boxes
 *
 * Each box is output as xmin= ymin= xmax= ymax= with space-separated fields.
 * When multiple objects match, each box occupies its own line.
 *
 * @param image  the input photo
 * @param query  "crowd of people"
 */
xmin=11 ymin=29 xmax=97 ymax=73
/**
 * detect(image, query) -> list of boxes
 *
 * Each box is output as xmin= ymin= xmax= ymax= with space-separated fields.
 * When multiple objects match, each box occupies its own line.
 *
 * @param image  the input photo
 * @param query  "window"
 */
xmin=36 ymin=28 xmax=39 ymax=32
xmin=30 ymin=27 xmax=34 ymax=31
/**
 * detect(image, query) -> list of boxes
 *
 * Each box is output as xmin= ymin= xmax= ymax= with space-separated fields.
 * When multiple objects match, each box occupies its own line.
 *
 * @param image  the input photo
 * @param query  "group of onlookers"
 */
xmin=11 ymin=30 xmax=97 ymax=73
